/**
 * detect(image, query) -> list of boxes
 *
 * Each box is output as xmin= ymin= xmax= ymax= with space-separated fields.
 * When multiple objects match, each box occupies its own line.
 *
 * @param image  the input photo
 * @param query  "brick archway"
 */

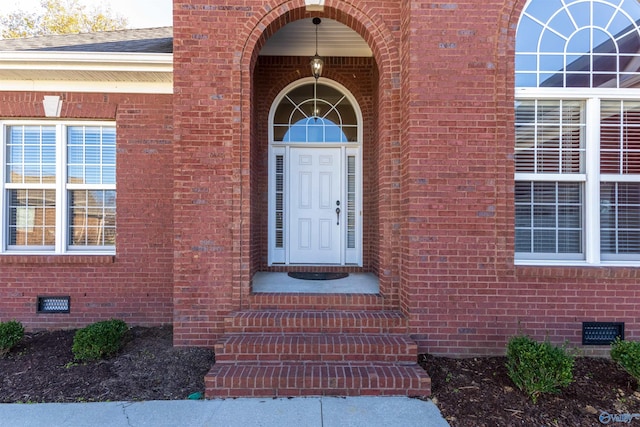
xmin=232 ymin=1 xmax=402 ymax=309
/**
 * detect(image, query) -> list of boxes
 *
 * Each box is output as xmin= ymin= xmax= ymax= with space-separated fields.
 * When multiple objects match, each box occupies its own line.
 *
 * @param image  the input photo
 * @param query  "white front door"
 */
xmin=289 ymin=147 xmax=342 ymax=264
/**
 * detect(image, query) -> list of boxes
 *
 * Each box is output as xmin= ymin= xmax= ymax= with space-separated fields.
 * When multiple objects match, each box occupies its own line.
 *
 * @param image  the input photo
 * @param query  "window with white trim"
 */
xmin=2 ymin=123 xmax=116 ymax=254
xmin=515 ymin=0 xmax=640 ymax=264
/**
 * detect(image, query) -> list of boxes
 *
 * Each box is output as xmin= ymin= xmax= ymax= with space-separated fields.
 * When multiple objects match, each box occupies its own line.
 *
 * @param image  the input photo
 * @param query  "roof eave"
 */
xmin=0 ymin=51 xmax=173 ymax=94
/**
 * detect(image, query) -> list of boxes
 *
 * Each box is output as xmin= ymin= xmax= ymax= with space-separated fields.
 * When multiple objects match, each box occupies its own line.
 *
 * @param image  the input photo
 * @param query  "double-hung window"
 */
xmin=515 ymin=0 xmax=640 ymax=265
xmin=1 ymin=122 xmax=116 ymax=254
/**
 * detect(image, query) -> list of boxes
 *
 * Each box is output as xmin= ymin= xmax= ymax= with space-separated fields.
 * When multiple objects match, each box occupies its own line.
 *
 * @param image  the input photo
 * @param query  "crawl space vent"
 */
xmin=582 ymin=322 xmax=624 ymax=345
xmin=37 ymin=296 xmax=70 ymax=313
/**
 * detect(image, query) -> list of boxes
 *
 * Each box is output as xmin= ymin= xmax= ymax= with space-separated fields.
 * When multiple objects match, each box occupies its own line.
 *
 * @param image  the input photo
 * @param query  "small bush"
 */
xmin=72 ymin=319 xmax=128 ymax=361
xmin=506 ymin=335 xmax=574 ymax=403
xmin=0 ymin=320 xmax=24 ymax=357
xmin=611 ymin=338 xmax=640 ymax=385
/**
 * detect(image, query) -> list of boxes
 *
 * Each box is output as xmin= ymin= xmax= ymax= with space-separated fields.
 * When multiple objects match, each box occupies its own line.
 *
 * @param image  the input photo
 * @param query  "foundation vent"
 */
xmin=582 ymin=322 xmax=624 ymax=345
xmin=37 ymin=296 xmax=70 ymax=313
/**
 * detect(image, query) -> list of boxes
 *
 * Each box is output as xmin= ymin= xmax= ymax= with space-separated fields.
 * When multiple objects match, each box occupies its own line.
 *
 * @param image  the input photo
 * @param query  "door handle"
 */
xmin=336 ymin=207 xmax=341 ymax=225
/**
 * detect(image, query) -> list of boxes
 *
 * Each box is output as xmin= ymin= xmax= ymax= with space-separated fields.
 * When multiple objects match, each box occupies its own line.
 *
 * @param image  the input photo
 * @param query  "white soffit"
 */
xmin=260 ymin=18 xmax=372 ymax=57
xmin=0 ymin=51 xmax=173 ymax=94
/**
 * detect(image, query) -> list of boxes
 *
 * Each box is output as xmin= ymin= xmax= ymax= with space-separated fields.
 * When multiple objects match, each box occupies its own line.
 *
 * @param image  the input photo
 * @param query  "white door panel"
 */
xmin=289 ymin=147 xmax=341 ymax=264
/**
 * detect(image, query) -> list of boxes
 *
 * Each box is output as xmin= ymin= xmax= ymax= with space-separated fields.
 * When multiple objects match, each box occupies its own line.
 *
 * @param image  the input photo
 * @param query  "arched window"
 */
xmin=272 ymin=82 xmax=358 ymax=143
xmin=515 ymin=0 xmax=640 ymax=264
xmin=516 ymin=0 xmax=640 ymax=88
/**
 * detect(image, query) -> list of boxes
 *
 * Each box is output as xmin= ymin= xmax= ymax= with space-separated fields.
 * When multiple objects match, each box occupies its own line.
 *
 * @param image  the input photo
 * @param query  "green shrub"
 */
xmin=506 ymin=335 xmax=574 ymax=403
xmin=611 ymin=338 xmax=640 ymax=385
xmin=72 ymin=319 xmax=128 ymax=361
xmin=0 ymin=320 xmax=24 ymax=357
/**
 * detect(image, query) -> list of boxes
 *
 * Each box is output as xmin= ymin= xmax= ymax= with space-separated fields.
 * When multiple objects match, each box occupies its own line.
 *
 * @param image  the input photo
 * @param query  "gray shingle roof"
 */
xmin=0 ymin=27 xmax=173 ymax=53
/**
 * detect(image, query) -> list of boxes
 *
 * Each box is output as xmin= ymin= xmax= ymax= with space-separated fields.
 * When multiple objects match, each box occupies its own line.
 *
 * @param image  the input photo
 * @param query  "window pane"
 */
xmin=601 ymin=101 xmax=640 ymax=174
xmin=539 ymin=54 xmax=564 ymax=71
xmin=566 ymin=28 xmax=590 ymax=53
xmin=515 ymin=181 xmax=583 ymax=256
xmin=8 ymin=189 xmax=56 ymax=247
xmin=516 ymin=15 xmax=543 ymax=53
xmin=515 ymin=229 xmax=532 ymax=252
xmin=515 ymin=100 xmax=585 ymax=174
xmin=67 ymin=126 xmax=116 ymax=184
xmin=69 ymin=190 xmax=116 ymax=247
xmin=533 ymin=229 xmax=557 ymax=253
xmin=601 ymin=182 xmax=640 ymax=257
xmin=558 ymin=230 xmax=582 ymax=253
xmin=6 ymin=125 xmax=56 ymax=184
xmin=515 ymin=205 xmax=531 ymax=227
xmin=274 ymin=155 xmax=284 ymax=249
xmin=347 ymin=156 xmax=356 ymax=249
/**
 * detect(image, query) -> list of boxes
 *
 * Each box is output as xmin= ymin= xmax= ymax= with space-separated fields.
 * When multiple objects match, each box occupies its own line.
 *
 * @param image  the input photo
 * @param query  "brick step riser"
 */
xmin=224 ymin=311 xmax=408 ymax=334
xmin=224 ymin=321 xmax=407 ymax=333
xmin=247 ymin=295 xmax=389 ymax=311
xmin=205 ymin=364 xmax=430 ymax=398
xmin=206 ymin=387 xmax=427 ymax=398
xmin=225 ymin=326 xmax=408 ymax=334
xmin=215 ymin=353 xmax=417 ymax=362
xmin=214 ymin=336 xmax=417 ymax=363
xmin=206 ymin=385 xmax=427 ymax=398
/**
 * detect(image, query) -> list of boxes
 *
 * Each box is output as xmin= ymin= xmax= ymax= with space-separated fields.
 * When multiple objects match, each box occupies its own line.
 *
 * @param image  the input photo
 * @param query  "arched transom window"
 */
xmin=272 ymin=82 xmax=358 ymax=143
xmin=515 ymin=0 xmax=640 ymax=265
xmin=516 ymin=0 xmax=640 ymax=88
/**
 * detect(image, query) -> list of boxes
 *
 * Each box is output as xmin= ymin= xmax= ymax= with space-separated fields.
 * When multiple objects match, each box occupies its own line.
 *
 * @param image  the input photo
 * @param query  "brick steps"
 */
xmin=205 ymin=361 xmax=430 ymax=398
xmin=205 ymin=308 xmax=431 ymax=398
xmin=214 ymin=333 xmax=417 ymax=362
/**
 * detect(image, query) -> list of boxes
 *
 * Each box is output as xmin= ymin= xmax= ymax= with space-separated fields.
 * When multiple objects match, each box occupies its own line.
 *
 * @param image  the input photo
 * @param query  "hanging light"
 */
xmin=310 ymin=17 xmax=324 ymax=80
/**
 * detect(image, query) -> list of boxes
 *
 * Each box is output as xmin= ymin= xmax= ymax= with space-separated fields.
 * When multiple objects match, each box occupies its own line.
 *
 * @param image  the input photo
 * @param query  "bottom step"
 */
xmin=205 ymin=361 xmax=431 ymax=398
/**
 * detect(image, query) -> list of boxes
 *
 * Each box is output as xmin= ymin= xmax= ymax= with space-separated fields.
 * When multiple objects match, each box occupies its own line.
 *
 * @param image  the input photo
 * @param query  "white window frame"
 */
xmin=516 ymin=87 xmax=640 ymax=266
xmin=0 ymin=120 xmax=116 ymax=255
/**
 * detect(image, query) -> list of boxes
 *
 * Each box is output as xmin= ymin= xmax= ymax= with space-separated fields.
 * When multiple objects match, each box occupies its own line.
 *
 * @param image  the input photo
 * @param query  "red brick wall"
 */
xmin=398 ymin=0 xmax=520 ymax=352
xmin=0 ymin=92 xmax=174 ymax=329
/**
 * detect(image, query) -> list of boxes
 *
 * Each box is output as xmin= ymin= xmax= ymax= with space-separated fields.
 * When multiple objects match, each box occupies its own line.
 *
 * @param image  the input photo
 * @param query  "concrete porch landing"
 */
xmin=252 ymin=272 xmax=380 ymax=294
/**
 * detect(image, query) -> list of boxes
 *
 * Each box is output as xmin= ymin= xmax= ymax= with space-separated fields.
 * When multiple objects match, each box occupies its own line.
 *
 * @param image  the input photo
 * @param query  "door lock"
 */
xmin=336 ymin=200 xmax=341 ymax=225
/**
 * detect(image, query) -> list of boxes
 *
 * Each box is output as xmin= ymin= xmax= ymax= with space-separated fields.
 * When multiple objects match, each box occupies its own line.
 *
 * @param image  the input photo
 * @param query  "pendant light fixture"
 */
xmin=310 ymin=17 xmax=324 ymax=80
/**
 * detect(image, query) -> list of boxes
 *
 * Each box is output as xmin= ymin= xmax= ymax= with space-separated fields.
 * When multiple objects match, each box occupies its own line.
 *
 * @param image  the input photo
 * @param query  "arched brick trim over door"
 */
xmin=232 ymin=1 xmax=402 ymax=310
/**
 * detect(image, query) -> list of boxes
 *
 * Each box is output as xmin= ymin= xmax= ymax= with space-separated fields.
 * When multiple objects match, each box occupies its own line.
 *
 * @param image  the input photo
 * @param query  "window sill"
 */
xmin=515 ymin=260 xmax=640 ymax=268
xmin=0 ymin=254 xmax=115 ymax=264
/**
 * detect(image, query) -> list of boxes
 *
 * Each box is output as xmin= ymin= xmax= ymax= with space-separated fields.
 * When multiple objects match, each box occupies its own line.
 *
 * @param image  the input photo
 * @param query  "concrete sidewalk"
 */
xmin=0 ymin=396 xmax=450 ymax=427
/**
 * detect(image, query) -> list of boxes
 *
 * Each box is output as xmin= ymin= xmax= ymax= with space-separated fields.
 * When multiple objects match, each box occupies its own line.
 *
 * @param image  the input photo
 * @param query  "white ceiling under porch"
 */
xmin=259 ymin=18 xmax=372 ymax=58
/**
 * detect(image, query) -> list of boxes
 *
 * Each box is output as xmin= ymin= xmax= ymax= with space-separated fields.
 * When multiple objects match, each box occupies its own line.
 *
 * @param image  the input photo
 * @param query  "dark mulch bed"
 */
xmin=0 ymin=326 xmax=214 ymax=403
xmin=2 ymin=326 xmax=640 ymax=427
xmin=420 ymin=354 xmax=640 ymax=427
